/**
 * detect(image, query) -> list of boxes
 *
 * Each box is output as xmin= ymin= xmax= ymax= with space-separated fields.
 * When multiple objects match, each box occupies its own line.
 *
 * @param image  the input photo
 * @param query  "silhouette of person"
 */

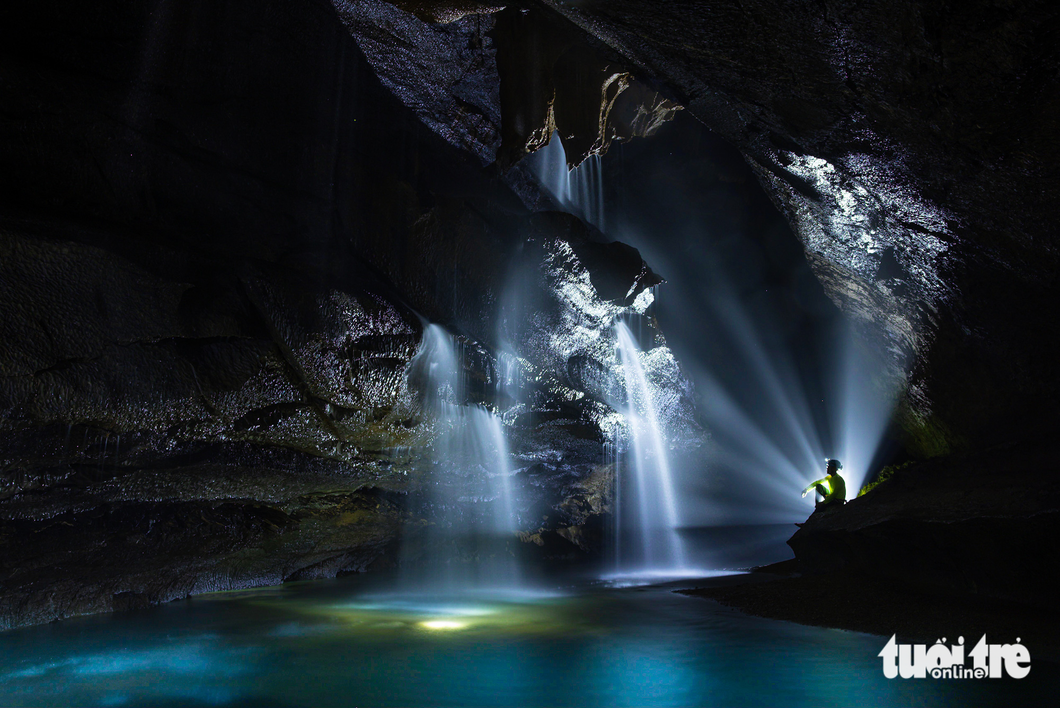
xmin=802 ymin=458 xmax=846 ymax=509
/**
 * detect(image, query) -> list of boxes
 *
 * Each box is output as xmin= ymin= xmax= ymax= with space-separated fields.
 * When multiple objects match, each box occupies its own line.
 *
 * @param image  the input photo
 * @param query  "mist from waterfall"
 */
xmin=401 ymin=324 xmax=520 ymax=591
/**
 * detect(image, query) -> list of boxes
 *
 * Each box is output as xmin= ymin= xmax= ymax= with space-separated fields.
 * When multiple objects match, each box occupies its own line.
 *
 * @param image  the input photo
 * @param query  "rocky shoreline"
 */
xmin=682 ymin=439 xmax=1060 ymax=661
xmin=681 ymin=563 xmax=1060 ymax=661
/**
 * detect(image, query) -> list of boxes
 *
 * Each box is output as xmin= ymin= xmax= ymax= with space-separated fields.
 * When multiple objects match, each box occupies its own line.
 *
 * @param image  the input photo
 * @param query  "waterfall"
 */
xmin=526 ymin=134 xmax=693 ymax=576
xmin=526 ymin=131 xmax=606 ymax=232
xmin=613 ymin=322 xmax=687 ymax=572
xmin=405 ymin=324 xmax=520 ymax=589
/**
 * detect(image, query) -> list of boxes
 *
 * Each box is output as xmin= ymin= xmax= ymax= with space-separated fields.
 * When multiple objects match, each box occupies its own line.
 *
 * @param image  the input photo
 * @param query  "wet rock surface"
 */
xmin=0 ymin=0 xmax=703 ymax=628
xmin=540 ymin=0 xmax=1060 ymax=455
xmin=332 ymin=0 xmax=505 ymax=164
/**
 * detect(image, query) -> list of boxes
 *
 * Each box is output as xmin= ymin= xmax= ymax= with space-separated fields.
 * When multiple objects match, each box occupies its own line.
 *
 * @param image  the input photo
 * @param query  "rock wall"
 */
xmin=0 ymin=0 xmax=702 ymax=627
xmin=539 ymin=0 xmax=1060 ymax=456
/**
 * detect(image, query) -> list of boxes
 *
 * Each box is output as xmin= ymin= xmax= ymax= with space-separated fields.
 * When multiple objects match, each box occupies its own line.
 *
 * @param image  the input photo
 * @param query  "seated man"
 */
xmin=802 ymin=458 xmax=846 ymax=509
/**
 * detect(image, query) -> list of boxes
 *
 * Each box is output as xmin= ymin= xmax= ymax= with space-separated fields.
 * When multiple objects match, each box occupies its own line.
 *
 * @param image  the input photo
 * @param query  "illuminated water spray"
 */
xmin=528 ymin=137 xmax=692 ymax=572
xmin=613 ymin=322 xmax=687 ymax=571
xmin=522 ymin=118 xmax=908 ymax=541
xmin=406 ymin=324 xmax=520 ymax=588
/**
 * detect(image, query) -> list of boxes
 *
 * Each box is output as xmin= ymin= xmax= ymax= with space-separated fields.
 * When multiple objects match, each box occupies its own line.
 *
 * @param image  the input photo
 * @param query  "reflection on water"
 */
xmin=0 ymin=573 xmax=1055 ymax=707
xmin=600 ymin=568 xmax=741 ymax=589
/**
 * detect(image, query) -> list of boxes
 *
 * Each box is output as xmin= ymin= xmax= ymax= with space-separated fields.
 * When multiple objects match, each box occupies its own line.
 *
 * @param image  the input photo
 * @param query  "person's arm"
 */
xmin=801 ymin=477 xmax=829 ymax=497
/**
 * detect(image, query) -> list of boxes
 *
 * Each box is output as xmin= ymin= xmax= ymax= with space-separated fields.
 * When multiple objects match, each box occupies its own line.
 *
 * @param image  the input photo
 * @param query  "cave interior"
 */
xmin=1 ymin=0 xmax=1059 ymax=687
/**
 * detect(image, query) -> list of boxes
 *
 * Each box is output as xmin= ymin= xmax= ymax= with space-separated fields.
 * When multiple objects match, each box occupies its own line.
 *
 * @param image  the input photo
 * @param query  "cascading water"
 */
xmin=403 ymin=324 xmax=521 ymax=590
xmin=612 ymin=321 xmax=688 ymax=573
xmin=527 ymin=135 xmax=696 ymax=577
xmin=526 ymin=131 xmax=606 ymax=232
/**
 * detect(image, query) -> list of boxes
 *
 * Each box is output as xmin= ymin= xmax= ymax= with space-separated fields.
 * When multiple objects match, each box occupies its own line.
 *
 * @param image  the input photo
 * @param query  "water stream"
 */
xmin=526 ymin=130 xmax=606 ymax=232
xmin=529 ymin=133 xmax=695 ymax=579
xmin=612 ymin=321 xmax=688 ymax=575
xmin=402 ymin=324 xmax=520 ymax=591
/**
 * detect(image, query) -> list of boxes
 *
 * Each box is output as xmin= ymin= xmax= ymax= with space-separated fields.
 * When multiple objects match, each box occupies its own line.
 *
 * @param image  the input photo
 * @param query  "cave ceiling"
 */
xmin=343 ymin=0 xmax=1060 ymax=452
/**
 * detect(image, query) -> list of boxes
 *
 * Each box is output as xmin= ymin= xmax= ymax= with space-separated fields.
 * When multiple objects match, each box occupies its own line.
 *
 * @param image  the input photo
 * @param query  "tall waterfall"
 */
xmin=528 ymin=135 xmax=693 ymax=576
xmin=613 ymin=322 xmax=687 ymax=572
xmin=404 ymin=324 xmax=520 ymax=589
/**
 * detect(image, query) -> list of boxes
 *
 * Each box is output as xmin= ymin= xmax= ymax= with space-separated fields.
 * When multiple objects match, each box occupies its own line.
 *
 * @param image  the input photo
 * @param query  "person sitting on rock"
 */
xmin=801 ymin=458 xmax=846 ymax=509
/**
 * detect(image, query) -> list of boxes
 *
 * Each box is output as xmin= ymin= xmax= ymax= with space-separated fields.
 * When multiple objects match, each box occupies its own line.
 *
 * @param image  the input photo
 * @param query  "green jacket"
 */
xmin=803 ymin=473 xmax=846 ymax=504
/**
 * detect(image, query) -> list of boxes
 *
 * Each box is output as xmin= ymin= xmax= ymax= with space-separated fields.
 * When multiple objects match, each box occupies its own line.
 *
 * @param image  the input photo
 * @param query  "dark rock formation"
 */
xmin=683 ymin=442 xmax=1060 ymax=649
xmin=0 ymin=0 xmax=701 ymax=628
xmin=0 ymin=0 xmax=436 ymax=628
xmin=333 ymin=1 xmax=681 ymax=177
xmin=332 ymin=0 xmax=505 ymax=164
xmin=680 ymin=562 xmax=1060 ymax=657
xmin=540 ymin=0 xmax=1060 ymax=456
xmin=384 ymin=1 xmax=505 ymax=25
xmin=788 ymin=441 xmax=1060 ymax=611
xmin=490 ymin=5 xmax=682 ymax=170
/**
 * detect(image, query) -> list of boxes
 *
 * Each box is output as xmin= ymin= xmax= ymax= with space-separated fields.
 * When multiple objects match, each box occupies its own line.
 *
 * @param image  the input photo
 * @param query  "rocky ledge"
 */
xmin=683 ymin=439 xmax=1060 ymax=656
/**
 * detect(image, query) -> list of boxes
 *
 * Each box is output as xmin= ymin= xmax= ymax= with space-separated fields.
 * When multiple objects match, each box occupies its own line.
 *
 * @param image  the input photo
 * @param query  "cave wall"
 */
xmin=538 ymin=0 xmax=1060 ymax=455
xmin=0 ymin=0 xmax=438 ymax=628
xmin=4 ymin=0 xmax=1055 ymax=628
xmin=344 ymin=0 xmax=1060 ymax=455
xmin=0 ymin=0 xmax=703 ymax=628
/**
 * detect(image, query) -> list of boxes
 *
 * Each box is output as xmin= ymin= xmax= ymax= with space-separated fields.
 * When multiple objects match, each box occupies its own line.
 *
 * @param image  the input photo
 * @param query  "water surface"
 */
xmin=0 ymin=573 xmax=1053 ymax=707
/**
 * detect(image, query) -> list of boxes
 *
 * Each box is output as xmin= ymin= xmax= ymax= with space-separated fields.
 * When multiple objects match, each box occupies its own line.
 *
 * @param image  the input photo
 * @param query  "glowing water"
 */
xmin=482 ymin=409 xmax=516 ymax=536
xmin=405 ymin=324 xmax=520 ymax=589
xmin=6 ymin=573 xmax=1034 ymax=708
xmin=613 ymin=322 xmax=687 ymax=572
